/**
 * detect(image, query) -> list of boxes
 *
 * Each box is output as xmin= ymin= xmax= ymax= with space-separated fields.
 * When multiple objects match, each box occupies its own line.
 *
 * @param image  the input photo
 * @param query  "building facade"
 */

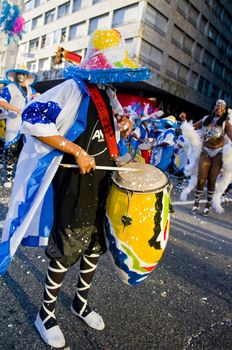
xmin=0 ymin=0 xmax=232 ymax=113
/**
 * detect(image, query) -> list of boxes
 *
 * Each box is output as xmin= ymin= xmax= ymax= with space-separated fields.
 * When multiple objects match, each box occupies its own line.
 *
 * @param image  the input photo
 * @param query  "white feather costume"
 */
xmin=212 ymin=109 xmax=232 ymax=213
xmin=179 ymin=121 xmax=202 ymax=201
xmin=180 ymin=113 xmax=232 ymax=213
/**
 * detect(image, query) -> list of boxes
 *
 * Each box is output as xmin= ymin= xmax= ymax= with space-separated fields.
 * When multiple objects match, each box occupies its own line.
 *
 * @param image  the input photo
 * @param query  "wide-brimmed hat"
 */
xmin=6 ymin=69 xmax=37 ymax=86
xmin=63 ymin=28 xmax=151 ymax=84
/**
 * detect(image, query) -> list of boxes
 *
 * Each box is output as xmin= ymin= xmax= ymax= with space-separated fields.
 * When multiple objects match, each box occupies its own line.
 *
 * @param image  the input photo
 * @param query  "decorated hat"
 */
xmin=6 ymin=69 xmax=37 ymax=86
xmin=215 ymin=99 xmax=226 ymax=107
xmin=63 ymin=28 xmax=151 ymax=84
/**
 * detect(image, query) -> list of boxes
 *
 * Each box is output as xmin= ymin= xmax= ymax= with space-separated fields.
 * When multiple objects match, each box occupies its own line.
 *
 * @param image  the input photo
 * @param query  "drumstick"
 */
xmin=60 ymin=164 xmax=142 ymax=172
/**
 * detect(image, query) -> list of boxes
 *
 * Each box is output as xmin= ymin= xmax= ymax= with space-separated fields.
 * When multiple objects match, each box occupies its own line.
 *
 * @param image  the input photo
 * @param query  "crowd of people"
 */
xmin=124 ymin=100 xmax=232 ymax=216
xmin=1 ymin=69 xmax=232 ymax=216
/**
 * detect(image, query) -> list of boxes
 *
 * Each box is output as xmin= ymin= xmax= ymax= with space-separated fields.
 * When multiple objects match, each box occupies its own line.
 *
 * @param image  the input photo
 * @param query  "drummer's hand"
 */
xmin=74 ymin=149 xmax=96 ymax=175
xmin=118 ymin=116 xmax=132 ymax=137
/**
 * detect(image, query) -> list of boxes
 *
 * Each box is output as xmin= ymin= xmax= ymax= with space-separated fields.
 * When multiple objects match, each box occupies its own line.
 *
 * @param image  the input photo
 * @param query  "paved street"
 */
xmin=0 ymin=174 xmax=232 ymax=350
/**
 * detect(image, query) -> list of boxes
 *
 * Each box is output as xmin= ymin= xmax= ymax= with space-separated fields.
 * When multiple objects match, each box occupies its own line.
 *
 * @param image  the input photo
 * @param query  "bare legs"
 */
xmin=192 ymin=151 xmax=222 ymax=215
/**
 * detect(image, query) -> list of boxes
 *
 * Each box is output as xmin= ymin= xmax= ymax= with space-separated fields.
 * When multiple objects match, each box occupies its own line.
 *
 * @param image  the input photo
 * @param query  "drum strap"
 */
xmin=86 ymin=83 xmax=119 ymax=159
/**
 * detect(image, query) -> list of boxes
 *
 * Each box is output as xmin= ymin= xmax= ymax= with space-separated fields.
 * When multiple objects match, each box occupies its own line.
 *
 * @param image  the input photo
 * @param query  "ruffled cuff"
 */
xmin=21 ymin=100 xmax=62 ymax=137
xmin=21 ymin=121 xmax=59 ymax=137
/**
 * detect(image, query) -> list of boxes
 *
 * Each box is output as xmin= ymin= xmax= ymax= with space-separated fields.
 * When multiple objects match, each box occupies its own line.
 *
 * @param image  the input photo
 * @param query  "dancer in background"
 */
xmin=0 ymin=29 xmax=150 ymax=348
xmin=0 ymin=69 xmax=38 ymax=188
xmin=190 ymin=100 xmax=232 ymax=216
xmin=150 ymin=118 xmax=176 ymax=172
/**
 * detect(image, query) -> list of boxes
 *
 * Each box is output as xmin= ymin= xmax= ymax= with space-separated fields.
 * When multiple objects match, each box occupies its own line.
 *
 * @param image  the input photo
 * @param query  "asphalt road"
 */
xmin=0 ymin=176 xmax=232 ymax=350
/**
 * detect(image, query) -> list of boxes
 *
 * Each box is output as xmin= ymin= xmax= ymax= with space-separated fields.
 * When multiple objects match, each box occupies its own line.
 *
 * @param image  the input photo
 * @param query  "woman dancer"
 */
xmin=191 ymin=99 xmax=232 ymax=216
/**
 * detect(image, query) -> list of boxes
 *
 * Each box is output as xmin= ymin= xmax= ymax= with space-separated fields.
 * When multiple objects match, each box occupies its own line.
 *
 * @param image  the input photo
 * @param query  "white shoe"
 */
xmin=3 ymin=181 xmax=12 ymax=189
xmin=34 ymin=313 xmax=66 ymax=348
xmin=71 ymin=305 xmax=105 ymax=331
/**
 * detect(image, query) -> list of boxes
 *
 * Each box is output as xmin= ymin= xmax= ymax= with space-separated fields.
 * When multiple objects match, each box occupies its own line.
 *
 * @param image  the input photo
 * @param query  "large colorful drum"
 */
xmin=104 ymin=162 xmax=172 ymax=286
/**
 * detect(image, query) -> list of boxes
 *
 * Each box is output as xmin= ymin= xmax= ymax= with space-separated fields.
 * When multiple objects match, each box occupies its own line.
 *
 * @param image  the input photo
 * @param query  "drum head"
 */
xmin=112 ymin=162 xmax=169 ymax=193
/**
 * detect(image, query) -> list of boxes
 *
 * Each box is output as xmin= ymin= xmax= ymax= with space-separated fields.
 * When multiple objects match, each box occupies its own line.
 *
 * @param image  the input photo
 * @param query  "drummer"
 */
xmin=0 ymin=28 xmax=150 ymax=348
xmin=150 ymin=118 xmax=176 ymax=171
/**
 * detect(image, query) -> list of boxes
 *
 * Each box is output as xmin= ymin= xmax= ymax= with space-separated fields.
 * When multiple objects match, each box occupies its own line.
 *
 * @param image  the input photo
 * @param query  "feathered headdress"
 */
xmin=0 ymin=1 xmax=25 ymax=43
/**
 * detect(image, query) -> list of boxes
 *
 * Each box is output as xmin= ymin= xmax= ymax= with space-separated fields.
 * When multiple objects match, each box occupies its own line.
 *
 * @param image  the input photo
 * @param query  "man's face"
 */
xmin=179 ymin=112 xmax=186 ymax=122
xmin=16 ymin=73 xmax=27 ymax=84
xmin=214 ymin=103 xmax=226 ymax=117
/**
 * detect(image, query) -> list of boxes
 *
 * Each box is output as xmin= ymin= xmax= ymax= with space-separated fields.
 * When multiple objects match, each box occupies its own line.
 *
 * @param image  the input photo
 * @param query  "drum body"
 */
xmin=138 ymin=142 xmax=151 ymax=164
xmin=104 ymin=163 xmax=172 ymax=286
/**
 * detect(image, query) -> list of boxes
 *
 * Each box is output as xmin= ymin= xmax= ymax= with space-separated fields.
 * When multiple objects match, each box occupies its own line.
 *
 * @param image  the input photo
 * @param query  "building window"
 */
xmin=213 ymin=60 xmax=224 ymax=78
xmin=27 ymin=61 xmax=36 ymax=71
xmin=166 ymin=57 xmax=189 ymax=83
xmin=193 ymin=43 xmax=203 ymax=62
xmin=140 ymin=40 xmax=163 ymax=69
xmin=45 ymin=9 xmax=55 ymax=24
xmin=69 ymin=22 xmax=86 ymax=40
xmin=199 ymin=15 xmax=208 ymax=35
xmin=189 ymin=71 xmax=198 ymax=90
xmin=89 ymin=13 xmax=109 ymax=34
xmin=167 ymin=57 xmax=179 ymax=78
xmin=212 ymin=1 xmax=223 ymax=19
xmin=177 ymin=0 xmax=199 ymax=27
xmin=112 ymin=4 xmax=139 ymax=27
xmin=24 ymin=20 xmax=31 ymax=32
xmin=210 ymin=84 xmax=220 ymax=99
xmin=28 ymin=38 xmax=39 ymax=52
xmin=178 ymin=64 xmax=189 ymax=83
xmin=73 ymin=0 xmax=84 ymax=12
xmin=222 ymin=10 xmax=232 ymax=32
xmin=41 ymin=35 xmax=46 ymax=48
xmin=53 ymin=29 xmax=61 ymax=44
xmin=31 ymin=15 xmax=43 ymax=30
xmin=172 ymin=26 xmax=194 ymax=55
xmin=207 ymin=24 xmax=220 ymax=45
xmin=125 ymin=38 xmax=136 ymax=58
xmin=61 ymin=28 xmax=67 ymax=42
xmin=38 ymin=58 xmax=49 ymax=71
xmin=202 ymin=50 xmax=214 ymax=71
xmin=183 ymin=34 xmax=194 ymax=55
xmin=92 ymin=0 xmax=105 ymax=3
xmin=145 ymin=4 xmax=168 ymax=36
xmin=197 ymin=76 xmax=211 ymax=96
xmin=177 ymin=0 xmax=189 ymax=17
xmin=41 ymin=32 xmax=54 ymax=47
xmin=172 ymin=25 xmax=184 ymax=48
xmin=34 ymin=0 xmax=40 ymax=7
xmin=58 ymin=2 xmax=70 ymax=19
xmin=25 ymin=0 xmax=33 ymax=11
xmin=188 ymin=4 xmax=199 ymax=27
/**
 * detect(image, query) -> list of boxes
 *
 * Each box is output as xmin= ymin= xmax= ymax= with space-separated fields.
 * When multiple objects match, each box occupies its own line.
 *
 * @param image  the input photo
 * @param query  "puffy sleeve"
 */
xmin=22 ymin=100 xmax=61 ymax=137
xmin=0 ymin=86 xmax=11 ymax=103
xmin=21 ymin=79 xmax=82 ymax=137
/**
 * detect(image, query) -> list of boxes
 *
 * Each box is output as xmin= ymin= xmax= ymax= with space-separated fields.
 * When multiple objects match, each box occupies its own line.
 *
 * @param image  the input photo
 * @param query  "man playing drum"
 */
xmin=0 ymin=29 xmax=150 ymax=348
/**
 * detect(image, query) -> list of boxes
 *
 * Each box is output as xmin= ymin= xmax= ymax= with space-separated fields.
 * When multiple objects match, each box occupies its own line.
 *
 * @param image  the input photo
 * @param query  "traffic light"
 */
xmin=55 ymin=47 xmax=64 ymax=65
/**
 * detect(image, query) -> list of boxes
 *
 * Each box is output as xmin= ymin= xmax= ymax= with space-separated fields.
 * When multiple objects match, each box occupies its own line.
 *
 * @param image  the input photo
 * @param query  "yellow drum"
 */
xmin=104 ymin=162 xmax=172 ymax=286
